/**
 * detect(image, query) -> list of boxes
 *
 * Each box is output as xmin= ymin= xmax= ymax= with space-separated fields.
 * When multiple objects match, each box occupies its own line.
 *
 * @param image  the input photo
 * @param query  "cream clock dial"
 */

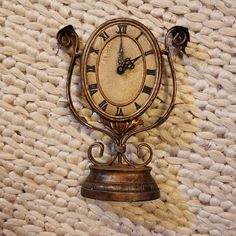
xmin=82 ymin=18 xmax=162 ymax=121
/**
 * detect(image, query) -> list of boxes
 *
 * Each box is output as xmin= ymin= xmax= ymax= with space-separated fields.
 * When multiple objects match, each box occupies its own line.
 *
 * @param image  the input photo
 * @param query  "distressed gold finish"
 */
xmin=81 ymin=166 xmax=159 ymax=202
xmin=57 ymin=18 xmax=189 ymax=201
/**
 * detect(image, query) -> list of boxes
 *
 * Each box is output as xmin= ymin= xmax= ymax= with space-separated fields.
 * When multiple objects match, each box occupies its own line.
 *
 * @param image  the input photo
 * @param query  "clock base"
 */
xmin=81 ymin=165 xmax=160 ymax=202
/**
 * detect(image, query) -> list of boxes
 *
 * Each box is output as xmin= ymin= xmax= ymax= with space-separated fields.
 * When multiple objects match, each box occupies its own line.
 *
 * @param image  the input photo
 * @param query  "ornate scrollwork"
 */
xmin=87 ymin=141 xmax=153 ymax=168
xmin=88 ymin=142 xmax=116 ymax=166
xmin=165 ymin=26 xmax=190 ymax=55
xmin=57 ymin=25 xmax=80 ymax=54
xmin=123 ymin=143 xmax=153 ymax=167
xmin=102 ymin=118 xmax=144 ymax=136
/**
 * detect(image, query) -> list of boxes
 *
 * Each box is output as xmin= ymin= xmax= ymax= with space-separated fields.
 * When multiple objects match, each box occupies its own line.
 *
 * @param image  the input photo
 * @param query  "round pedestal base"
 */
xmin=81 ymin=165 xmax=160 ymax=201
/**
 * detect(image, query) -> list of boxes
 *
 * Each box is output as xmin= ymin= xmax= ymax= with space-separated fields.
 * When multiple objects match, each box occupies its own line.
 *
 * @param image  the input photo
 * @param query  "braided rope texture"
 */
xmin=0 ymin=0 xmax=236 ymax=235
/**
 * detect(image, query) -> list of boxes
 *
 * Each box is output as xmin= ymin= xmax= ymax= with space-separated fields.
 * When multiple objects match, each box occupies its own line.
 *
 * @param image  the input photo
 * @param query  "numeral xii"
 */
xmin=116 ymin=24 xmax=127 ymax=34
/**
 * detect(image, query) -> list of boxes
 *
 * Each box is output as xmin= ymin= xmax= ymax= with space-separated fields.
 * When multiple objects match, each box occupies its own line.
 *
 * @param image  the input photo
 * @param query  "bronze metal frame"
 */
xmin=56 ymin=18 xmax=189 ymax=201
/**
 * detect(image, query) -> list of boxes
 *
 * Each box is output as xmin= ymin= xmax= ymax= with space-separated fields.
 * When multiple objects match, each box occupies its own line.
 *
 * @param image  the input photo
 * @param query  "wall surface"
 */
xmin=0 ymin=0 xmax=236 ymax=235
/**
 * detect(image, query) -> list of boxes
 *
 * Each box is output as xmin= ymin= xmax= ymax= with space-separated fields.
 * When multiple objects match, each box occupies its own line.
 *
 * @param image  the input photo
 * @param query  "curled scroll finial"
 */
xmin=123 ymin=143 xmax=153 ymax=167
xmin=88 ymin=142 xmax=116 ymax=166
xmin=57 ymin=25 xmax=80 ymax=54
xmin=165 ymin=26 xmax=190 ymax=55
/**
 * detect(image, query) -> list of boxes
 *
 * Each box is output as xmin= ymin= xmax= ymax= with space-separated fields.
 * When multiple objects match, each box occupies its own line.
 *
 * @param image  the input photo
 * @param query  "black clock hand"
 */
xmin=117 ymin=35 xmax=124 ymax=65
xmin=116 ymin=36 xmax=126 ymax=75
xmin=122 ymin=54 xmax=143 ymax=70
xmin=125 ymin=54 xmax=142 ymax=68
xmin=117 ymin=54 xmax=143 ymax=75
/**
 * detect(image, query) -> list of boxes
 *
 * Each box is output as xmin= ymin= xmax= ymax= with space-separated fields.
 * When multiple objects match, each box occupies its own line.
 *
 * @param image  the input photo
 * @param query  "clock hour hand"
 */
xmin=116 ymin=36 xmax=125 ymax=74
xmin=117 ymin=35 xmax=124 ymax=65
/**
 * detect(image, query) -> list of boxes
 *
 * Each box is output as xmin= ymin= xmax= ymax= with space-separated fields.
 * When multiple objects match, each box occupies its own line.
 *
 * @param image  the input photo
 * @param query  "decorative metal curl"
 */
xmin=57 ymin=25 xmax=80 ymax=54
xmin=123 ymin=143 xmax=153 ymax=167
xmin=165 ymin=26 xmax=190 ymax=55
xmin=88 ymin=142 xmax=116 ymax=166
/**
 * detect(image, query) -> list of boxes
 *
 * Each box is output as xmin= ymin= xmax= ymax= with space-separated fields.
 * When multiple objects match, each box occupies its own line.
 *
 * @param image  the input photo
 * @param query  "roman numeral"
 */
xmin=146 ymin=69 xmax=156 ymax=76
xmin=145 ymin=50 xmax=154 ymax=56
xmin=116 ymin=24 xmax=127 ymax=34
xmin=99 ymin=31 xmax=109 ymax=41
xmin=116 ymin=107 xmax=124 ymax=116
xmin=136 ymin=31 xmax=144 ymax=40
xmin=99 ymin=100 xmax=108 ymax=111
xmin=143 ymin=86 xmax=152 ymax=95
xmin=134 ymin=102 xmax=141 ymax=110
xmin=88 ymin=84 xmax=97 ymax=96
xmin=86 ymin=65 xmax=95 ymax=73
xmin=89 ymin=47 xmax=99 ymax=54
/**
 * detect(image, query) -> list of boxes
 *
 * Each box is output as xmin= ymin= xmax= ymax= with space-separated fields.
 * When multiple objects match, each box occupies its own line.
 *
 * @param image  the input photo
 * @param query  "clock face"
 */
xmin=81 ymin=18 xmax=162 ymax=121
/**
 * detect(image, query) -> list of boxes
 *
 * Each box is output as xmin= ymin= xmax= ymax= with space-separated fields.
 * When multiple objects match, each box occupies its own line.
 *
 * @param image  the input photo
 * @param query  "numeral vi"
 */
xmin=116 ymin=107 xmax=124 ymax=116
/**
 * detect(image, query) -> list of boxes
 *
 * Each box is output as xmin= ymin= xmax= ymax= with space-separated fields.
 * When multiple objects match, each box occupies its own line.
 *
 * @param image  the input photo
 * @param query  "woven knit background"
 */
xmin=0 ymin=0 xmax=236 ymax=235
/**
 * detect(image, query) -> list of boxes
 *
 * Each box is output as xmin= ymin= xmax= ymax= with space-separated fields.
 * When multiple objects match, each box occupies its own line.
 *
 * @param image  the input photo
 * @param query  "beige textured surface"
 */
xmin=0 ymin=0 xmax=236 ymax=235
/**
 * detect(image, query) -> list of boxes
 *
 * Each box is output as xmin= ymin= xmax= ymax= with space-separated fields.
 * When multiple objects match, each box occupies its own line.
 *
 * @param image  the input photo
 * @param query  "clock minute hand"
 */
xmin=118 ymin=35 xmax=124 ymax=65
xmin=117 ymin=54 xmax=143 ymax=75
xmin=130 ymin=54 xmax=143 ymax=64
xmin=116 ymin=36 xmax=126 ymax=75
xmin=123 ymin=54 xmax=143 ymax=70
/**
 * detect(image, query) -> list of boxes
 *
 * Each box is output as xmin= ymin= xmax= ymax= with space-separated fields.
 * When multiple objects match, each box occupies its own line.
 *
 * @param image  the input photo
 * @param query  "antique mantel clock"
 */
xmin=57 ymin=18 xmax=189 ymax=201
